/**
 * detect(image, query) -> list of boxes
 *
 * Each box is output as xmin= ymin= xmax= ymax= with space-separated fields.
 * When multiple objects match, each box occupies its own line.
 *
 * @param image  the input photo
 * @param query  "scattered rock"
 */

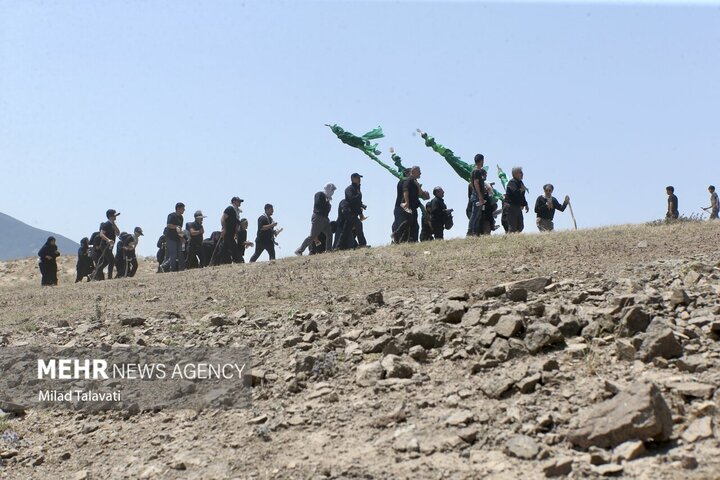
xmin=366 ymin=291 xmax=384 ymax=306
xmin=617 ymin=307 xmax=651 ymax=337
xmin=542 ymin=457 xmax=573 ymax=477
xmin=484 ymin=285 xmax=506 ymax=298
xmin=203 ymin=313 xmax=231 ymax=327
xmin=120 ymin=316 xmax=146 ymax=327
xmin=495 ymin=315 xmax=524 ymax=338
xmin=404 ymin=325 xmax=445 ymax=349
xmin=504 ymin=434 xmax=540 ymax=460
xmin=568 ymin=381 xmax=673 ymax=449
xmin=668 ymin=382 xmax=716 ymax=400
xmin=436 ymin=300 xmax=466 ymax=324
xmin=637 ymin=327 xmax=683 ymax=362
xmin=506 ymin=287 xmax=528 ymax=302
xmin=681 ymin=417 xmax=713 ymax=443
xmin=445 ymin=410 xmax=475 ymax=426
xmin=355 ymin=362 xmax=384 ymax=387
xmin=381 ymin=355 xmax=415 ymax=379
xmin=615 ymin=339 xmax=636 ymax=361
xmin=613 ymin=440 xmax=646 ymax=462
xmin=592 ymin=464 xmax=624 ymax=476
xmin=505 ymin=277 xmax=551 ymax=293
xmin=670 ymin=288 xmax=691 ymax=308
xmin=524 ymin=322 xmax=564 ymax=354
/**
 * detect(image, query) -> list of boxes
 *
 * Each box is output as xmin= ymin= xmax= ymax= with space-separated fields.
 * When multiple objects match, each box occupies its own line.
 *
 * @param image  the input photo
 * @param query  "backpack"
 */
xmin=89 ymin=231 xmax=101 ymax=248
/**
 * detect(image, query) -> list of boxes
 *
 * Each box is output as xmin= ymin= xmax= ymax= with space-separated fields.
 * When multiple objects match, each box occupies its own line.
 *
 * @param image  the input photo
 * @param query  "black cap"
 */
xmin=351 ymin=173 xmax=363 ymax=178
xmin=231 ymin=196 xmax=244 ymax=204
xmin=106 ymin=209 xmax=120 ymax=218
xmin=134 ymin=227 xmax=144 ymax=236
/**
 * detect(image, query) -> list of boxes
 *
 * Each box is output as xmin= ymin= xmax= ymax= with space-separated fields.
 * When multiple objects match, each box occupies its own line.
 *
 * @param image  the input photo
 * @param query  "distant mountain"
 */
xmin=0 ymin=212 xmax=80 ymax=261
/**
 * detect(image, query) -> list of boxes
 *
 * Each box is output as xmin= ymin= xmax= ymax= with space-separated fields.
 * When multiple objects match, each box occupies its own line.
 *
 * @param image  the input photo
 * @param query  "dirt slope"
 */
xmin=0 ymin=222 xmax=719 ymax=479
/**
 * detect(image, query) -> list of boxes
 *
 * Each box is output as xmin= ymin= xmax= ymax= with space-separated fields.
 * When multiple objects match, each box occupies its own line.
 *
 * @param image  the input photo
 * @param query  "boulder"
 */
xmin=504 ymin=277 xmax=551 ymax=293
xmin=637 ymin=328 xmax=683 ymax=362
xmin=524 ymin=322 xmax=564 ymax=354
xmin=568 ymin=381 xmax=673 ymax=450
xmin=617 ymin=307 xmax=651 ymax=337
xmin=380 ymin=355 xmax=415 ymax=379
xmin=403 ymin=325 xmax=445 ymax=350
xmin=495 ymin=315 xmax=524 ymax=338
xmin=355 ymin=361 xmax=384 ymax=387
xmin=504 ymin=434 xmax=540 ymax=460
xmin=436 ymin=300 xmax=466 ymax=324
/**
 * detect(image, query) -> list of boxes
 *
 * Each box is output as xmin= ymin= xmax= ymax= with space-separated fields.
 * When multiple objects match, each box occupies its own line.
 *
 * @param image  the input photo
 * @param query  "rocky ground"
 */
xmin=0 ymin=221 xmax=719 ymax=479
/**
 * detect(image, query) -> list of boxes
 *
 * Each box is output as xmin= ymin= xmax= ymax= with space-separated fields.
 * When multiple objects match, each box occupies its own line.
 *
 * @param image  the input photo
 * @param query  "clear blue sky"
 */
xmin=2 ymin=1 xmax=719 ymax=257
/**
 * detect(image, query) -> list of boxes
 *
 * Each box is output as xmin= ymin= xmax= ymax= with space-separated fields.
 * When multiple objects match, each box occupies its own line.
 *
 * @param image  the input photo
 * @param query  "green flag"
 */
xmin=327 ymin=124 xmax=403 ymax=179
xmin=417 ymin=129 xmax=473 ymax=181
xmin=496 ymin=165 xmax=509 ymax=191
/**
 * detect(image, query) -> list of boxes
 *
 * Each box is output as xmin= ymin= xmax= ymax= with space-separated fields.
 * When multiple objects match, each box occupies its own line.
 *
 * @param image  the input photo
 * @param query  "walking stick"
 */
xmin=91 ymin=242 xmax=111 ymax=281
xmin=568 ymin=202 xmax=578 ymax=230
xmin=209 ymin=233 xmax=222 ymax=266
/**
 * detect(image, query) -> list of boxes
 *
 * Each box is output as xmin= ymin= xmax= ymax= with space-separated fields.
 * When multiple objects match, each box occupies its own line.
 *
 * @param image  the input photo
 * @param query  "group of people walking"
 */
xmin=35 ymin=158 xmax=719 ymax=286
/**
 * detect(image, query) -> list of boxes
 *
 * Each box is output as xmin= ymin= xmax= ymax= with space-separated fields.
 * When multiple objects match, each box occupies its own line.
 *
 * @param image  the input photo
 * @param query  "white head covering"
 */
xmin=324 ymin=183 xmax=337 ymax=200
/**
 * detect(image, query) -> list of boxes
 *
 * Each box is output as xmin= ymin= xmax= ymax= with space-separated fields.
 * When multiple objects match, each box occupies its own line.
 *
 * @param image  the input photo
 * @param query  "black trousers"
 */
xmin=249 ymin=241 xmax=275 ymax=262
xmin=221 ymin=236 xmax=239 ymax=264
xmin=337 ymin=215 xmax=366 ymax=250
xmin=95 ymin=244 xmax=114 ymax=280
xmin=187 ymin=243 xmax=205 ymax=269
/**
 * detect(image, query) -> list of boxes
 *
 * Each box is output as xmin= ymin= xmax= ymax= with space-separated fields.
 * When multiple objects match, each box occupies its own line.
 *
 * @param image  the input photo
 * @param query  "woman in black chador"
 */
xmin=75 ymin=237 xmax=94 ymax=282
xmin=38 ymin=236 xmax=60 ymax=286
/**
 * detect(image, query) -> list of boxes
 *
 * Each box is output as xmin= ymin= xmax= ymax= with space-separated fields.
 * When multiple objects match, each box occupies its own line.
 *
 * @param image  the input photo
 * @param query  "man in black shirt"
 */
xmin=186 ymin=210 xmax=207 ymax=268
xmin=397 ymin=166 xmax=428 ymax=243
xmin=534 ymin=184 xmax=569 ymax=232
xmin=505 ymin=167 xmax=529 ymax=233
xmin=336 ymin=173 xmax=367 ymax=249
xmin=666 ymin=186 xmax=679 ymax=220
xmin=94 ymin=209 xmax=120 ymax=280
xmin=295 ymin=183 xmax=336 ymax=255
xmin=160 ymin=202 xmax=185 ymax=272
xmin=467 ymin=154 xmax=489 ymax=236
xmin=220 ymin=197 xmax=243 ymax=264
xmin=429 ymin=187 xmax=453 ymax=240
xmin=250 ymin=204 xmax=278 ymax=262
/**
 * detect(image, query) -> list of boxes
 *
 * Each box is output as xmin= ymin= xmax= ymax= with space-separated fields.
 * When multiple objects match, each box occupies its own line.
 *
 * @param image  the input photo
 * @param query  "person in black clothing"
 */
xmin=420 ymin=201 xmax=434 ymax=242
xmin=156 ymin=234 xmax=166 ymax=271
xmin=295 ymin=183 xmax=336 ymax=255
xmin=237 ymin=218 xmax=254 ymax=262
xmin=160 ymin=202 xmax=185 ymax=272
xmin=333 ymin=199 xmax=355 ymax=250
xmin=94 ymin=209 xmax=120 ymax=280
xmin=75 ymin=237 xmax=94 ymax=282
xmin=505 ymin=167 xmax=529 ymax=233
xmin=666 ymin=186 xmax=679 ymax=220
xmin=336 ymin=173 xmax=368 ymax=250
xmin=220 ymin=197 xmax=243 ymax=264
xmin=38 ymin=236 xmax=60 ymax=286
xmin=114 ymin=231 xmax=133 ymax=278
xmin=467 ymin=154 xmax=492 ymax=236
xmin=477 ymin=168 xmax=497 ymax=235
xmin=396 ymin=166 xmax=428 ymax=243
xmin=250 ymin=204 xmax=278 ymax=262
xmin=429 ymin=187 xmax=453 ymax=240
xmin=534 ymin=184 xmax=569 ymax=232
xmin=186 ymin=210 xmax=207 ymax=269
xmin=392 ymin=168 xmax=411 ymax=242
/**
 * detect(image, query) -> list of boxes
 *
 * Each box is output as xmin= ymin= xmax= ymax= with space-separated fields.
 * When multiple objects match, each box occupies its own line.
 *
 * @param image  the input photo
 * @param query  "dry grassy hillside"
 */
xmin=0 ymin=222 xmax=719 ymax=479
